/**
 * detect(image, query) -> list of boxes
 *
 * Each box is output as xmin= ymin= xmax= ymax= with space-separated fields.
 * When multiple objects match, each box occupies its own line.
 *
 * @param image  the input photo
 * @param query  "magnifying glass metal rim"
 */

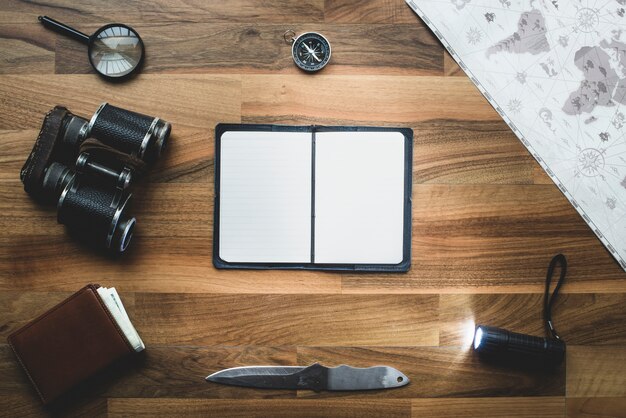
xmin=38 ymin=16 xmax=145 ymax=81
xmin=87 ymin=23 xmax=145 ymax=81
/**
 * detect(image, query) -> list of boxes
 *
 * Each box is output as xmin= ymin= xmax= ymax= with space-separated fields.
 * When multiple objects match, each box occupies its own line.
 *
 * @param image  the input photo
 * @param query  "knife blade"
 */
xmin=205 ymin=363 xmax=409 ymax=391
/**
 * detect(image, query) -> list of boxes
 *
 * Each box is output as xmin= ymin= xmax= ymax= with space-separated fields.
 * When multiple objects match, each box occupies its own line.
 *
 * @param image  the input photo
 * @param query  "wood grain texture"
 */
xmin=439 ymin=293 xmax=626 ymax=346
xmin=443 ymin=51 xmax=463 ymax=77
xmin=0 ymin=24 xmax=54 ymax=74
xmin=0 ymin=343 xmax=298 ymax=401
xmin=343 ymin=184 xmax=626 ymax=293
xmin=134 ymin=294 xmax=439 ymax=346
xmin=108 ymin=398 xmax=412 ymax=418
xmin=566 ymin=397 xmax=626 ymax=418
xmin=0 ymin=0 xmax=625 ymax=416
xmin=411 ymin=397 xmax=565 ymax=418
xmin=52 ymin=24 xmax=442 ymax=76
xmin=413 ymin=120 xmax=537 ymax=185
xmin=296 ymin=347 xmax=564 ymax=398
xmin=324 ymin=0 xmax=419 ymax=23
xmin=242 ymin=75 xmax=499 ymax=125
xmin=0 ymin=393 xmax=107 ymax=418
xmin=0 ymin=75 xmax=241 ymax=131
xmin=0 ymin=0 xmax=326 ymax=24
xmin=567 ymin=347 xmax=626 ymax=398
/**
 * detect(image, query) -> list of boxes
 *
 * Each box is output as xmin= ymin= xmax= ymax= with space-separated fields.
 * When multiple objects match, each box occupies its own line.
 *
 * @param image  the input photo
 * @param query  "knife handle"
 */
xmin=293 ymin=363 xmax=327 ymax=391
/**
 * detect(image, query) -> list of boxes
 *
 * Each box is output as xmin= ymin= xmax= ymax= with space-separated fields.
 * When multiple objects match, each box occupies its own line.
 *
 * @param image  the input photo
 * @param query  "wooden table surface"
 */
xmin=1 ymin=0 xmax=625 ymax=417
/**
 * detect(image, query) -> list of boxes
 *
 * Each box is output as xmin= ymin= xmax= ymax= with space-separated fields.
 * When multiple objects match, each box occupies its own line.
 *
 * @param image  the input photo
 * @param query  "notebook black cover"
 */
xmin=213 ymin=123 xmax=413 ymax=272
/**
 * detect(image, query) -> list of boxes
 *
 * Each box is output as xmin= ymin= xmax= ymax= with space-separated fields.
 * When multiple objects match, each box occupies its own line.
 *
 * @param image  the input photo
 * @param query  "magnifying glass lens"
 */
xmin=89 ymin=25 xmax=144 ymax=78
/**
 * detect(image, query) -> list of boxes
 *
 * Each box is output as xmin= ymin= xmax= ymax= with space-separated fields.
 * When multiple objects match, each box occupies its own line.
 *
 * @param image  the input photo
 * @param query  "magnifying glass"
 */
xmin=39 ymin=16 xmax=145 ymax=81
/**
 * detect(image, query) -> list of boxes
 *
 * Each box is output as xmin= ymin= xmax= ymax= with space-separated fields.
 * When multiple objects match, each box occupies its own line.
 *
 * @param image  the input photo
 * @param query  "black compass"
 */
xmin=285 ymin=31 xmax=331 ymax=72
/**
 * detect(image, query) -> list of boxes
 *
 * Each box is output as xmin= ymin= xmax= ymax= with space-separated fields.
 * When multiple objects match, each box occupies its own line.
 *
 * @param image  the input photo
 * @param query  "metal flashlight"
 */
xmin=473 ymin=325 xmax=565 ymax=367
xmin=472 ymin=255 xmax=569 ymax=369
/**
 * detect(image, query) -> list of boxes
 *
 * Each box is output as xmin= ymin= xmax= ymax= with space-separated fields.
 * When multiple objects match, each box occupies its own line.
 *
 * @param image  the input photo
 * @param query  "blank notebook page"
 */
xmin=219 ymin=131 xmax=312 ymax=263
xmin=314 ymin=131 xmax=405 ymax=264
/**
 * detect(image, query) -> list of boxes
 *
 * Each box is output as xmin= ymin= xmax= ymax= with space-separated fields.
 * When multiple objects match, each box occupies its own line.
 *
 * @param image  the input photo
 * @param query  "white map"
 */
xmin=407 ymin=0 xmax=626 ymax=271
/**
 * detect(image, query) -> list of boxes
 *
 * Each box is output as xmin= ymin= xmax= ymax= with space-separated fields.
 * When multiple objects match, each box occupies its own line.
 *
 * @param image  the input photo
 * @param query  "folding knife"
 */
xmin=206 ymin=363 xmax=409 ymax=391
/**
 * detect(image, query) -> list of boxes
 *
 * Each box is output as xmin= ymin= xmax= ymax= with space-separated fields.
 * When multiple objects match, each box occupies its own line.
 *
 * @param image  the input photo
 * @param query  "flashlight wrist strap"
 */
xmin=543 ymin=254 xmax=567 ymax=341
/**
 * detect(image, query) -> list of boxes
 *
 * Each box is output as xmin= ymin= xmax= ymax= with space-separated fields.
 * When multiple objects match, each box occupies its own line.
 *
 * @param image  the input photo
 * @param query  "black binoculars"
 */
xmin=21 ymin=103 xmax=171 ymax=253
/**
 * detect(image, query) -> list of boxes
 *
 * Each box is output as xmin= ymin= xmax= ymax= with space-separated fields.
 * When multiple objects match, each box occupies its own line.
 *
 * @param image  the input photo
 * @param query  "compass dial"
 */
xmin=292 ymin=32 xmax=331 ymax=72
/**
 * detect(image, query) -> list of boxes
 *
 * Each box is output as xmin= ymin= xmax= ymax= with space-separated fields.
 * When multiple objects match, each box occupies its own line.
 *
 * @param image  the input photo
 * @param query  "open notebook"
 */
xmin=214 ymin=124 xmax=413 ymax=272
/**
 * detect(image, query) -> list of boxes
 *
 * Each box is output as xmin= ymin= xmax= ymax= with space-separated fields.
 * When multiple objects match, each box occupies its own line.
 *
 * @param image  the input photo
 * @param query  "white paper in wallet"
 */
xmin=214 ymin=125 xmax=412 ymax=272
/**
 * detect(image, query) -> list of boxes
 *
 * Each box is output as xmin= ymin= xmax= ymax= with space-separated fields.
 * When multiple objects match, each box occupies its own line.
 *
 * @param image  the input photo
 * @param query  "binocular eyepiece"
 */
xmin=21 ymin=103 xmax=171 ymax=253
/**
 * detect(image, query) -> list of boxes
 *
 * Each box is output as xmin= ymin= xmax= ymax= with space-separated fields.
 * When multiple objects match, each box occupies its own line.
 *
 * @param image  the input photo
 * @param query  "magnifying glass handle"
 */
xmin=38 ymin=16 xmax=90 ymax=44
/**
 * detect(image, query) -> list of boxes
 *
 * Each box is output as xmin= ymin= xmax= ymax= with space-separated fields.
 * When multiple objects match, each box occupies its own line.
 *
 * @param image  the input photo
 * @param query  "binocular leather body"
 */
xmin=90 ymin=104 xmax=154 ymax=157
xmin=20 ymin=103 xmax=171 ymax=253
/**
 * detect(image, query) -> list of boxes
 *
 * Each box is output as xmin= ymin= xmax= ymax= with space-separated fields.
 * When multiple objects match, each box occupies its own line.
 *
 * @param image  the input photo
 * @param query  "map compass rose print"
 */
xmin=576 ymin=148 xmax=605 ymax=178
xmin=575 ymin=7 xmax=600 ymax=34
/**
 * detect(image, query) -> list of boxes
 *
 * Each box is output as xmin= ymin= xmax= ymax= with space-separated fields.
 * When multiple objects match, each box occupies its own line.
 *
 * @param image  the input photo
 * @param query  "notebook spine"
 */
xmin=310 ymin=126 xmax=316 ymax=264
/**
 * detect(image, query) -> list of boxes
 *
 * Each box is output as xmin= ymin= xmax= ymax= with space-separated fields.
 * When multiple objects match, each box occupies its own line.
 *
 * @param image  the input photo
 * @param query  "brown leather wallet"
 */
xmin=7 ymin=284 xmax=137 ymax=405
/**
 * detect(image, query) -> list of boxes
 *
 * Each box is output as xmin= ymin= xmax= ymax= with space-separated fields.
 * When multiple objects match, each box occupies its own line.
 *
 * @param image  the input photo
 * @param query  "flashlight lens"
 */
xmin=473 ymin=327 xmax=483 ymax=350
xmin=89 ymin=25 xmax=144 ymax=78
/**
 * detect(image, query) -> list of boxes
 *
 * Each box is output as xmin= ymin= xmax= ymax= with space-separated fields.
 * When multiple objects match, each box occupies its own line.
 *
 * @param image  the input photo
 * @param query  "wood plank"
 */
xmin=443 ymin=51 xmax=463 ymax=77
xmin=412 ymin=185 xmax=591 ymax=238
xmin=0 ymin=345 xmax=32 ymax=394
xmin=411 ymin=397 xmax=565 ymax=418
xmin=0 ymin=181 xmax=211 ymax=237
xmin=324 ymin=0 xmax=418 ymax=24
xmin=0 ymin=235 xmax=212 ymax=288
xmin=0 ymin=24 xmax=54 ymax=74
xmin=0 ymin=0 xmax=325 ymax=24
xmin=54 ymin=24 xmax=442 ymax=76
xmin=0 ymin=393 xmax=107 ymax=418
xmin=1 ymin=343 xmax=298 ymax=400
xmin=0 ymin=236 xmax=342 ymax=294
xmin=534 ymin=164 xmax=555 ymax=185
xmin=241 ymin=75 xmax=499 ymax=125
xmin=134 ymin=294 xmax=439 ymax=346
xmin=0 ymin=394 xmax=45 ymax=418
xmin=296 ymin=347 xmax=564 ymax=398
xmin=0 ymin=394 xmax=48 ymax=418
xmin=2 ymin=181 xmax=623 ymax=293
xmin=108 ymin=398 xmax=411 ymax=418
xmin=111 ymin=346 xmax=297 ymax=399
xmin=439 ymin=294 xmax=626 ymax=346
xmin=0 ymin=120 xmax=535 ymax=187
xmin=0 ymin=127 xmax=212 ymax=183
xmin=413 ymin=120 xmax=537 ymax=185
xmin=0 ymin=74 xmax=241 ymax=131
xmin=0 ymin=130 xmax=40 ymax=182
xmin=343 ymin=184 xmax=626 ymax=294
xmin=145 ymin=128 xmax=212 ymax=183
xmin=567 ymin=346 xmax=626 ymax=397
xmin=566 ymin=397 xmax=626 ymax=418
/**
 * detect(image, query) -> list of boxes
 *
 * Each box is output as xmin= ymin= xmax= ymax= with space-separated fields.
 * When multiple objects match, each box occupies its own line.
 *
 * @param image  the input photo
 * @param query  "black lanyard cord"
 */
xmin=543 ymin=254 xmax=567 ymax=341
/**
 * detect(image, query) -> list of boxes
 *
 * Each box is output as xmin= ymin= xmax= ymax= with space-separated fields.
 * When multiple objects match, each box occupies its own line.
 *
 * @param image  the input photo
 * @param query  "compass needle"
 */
xmin=289 ymin=31 xmax=331 ymax=72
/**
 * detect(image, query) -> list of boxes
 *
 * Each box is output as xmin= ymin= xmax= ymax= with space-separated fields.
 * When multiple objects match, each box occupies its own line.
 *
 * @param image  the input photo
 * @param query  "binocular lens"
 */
xmin=117 ymin=217 xmax=136 ymax=252
xmin=89 ymin=25 xmax=144 ymax=79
